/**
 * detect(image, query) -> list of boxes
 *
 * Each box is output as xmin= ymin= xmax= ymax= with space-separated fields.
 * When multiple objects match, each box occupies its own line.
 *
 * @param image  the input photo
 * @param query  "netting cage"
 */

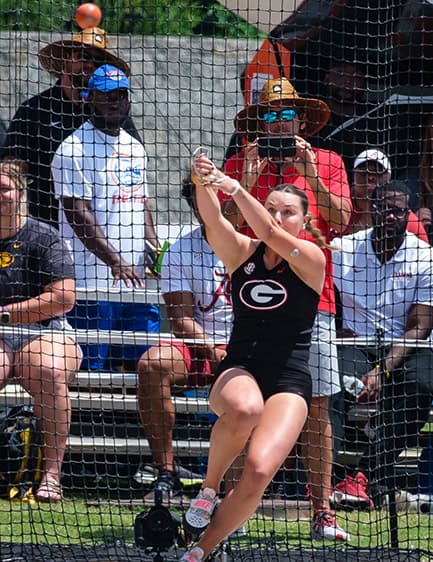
xmin=0 ymin=1 xmax=432 ymax=561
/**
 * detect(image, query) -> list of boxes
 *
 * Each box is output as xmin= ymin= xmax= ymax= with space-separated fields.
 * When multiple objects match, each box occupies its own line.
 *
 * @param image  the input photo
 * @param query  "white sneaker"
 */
xmin=311 ymin=510 xmax=350 ymax=542
xmin=179 ymin=546 xmax=204 ymax=562
xmin=183 ymin=487 xmax=218 ymax=537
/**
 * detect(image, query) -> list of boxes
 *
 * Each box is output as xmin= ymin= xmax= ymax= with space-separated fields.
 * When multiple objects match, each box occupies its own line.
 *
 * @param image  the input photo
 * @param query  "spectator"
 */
xmin=398 ymin=115 xmax=433 ymax=212
xmin=137 ymin=178 xmax=232 ymax=496
xmin=347 ymin=149 xmax=429 ymax=243
xmin=332 ymin=180 xmax=433 ymax=509
xmin=52 ymin=65 xmax=159 ymax=371
xmin=224 ymin=62 xmax=375 ymax=174
xmin=418 ymin=115 xmax=433 ymax=209
xmin=223 ymin=77 xmax=351 ymax=541
xmin=180 ymin=154 xmax=327 ymax=562
xmin=0 ymin=159 xmax=82 ymax=502
xmin=310 ymin=62 xmax=380 ymax=179
xmin=322 ymin=63 xmax=366 ymax=125
xmin=416 ymin=207 xmax=433 ymax=244
xmin=347 ymin=148 xmax=391 ymax=234
xmin=1 ymin=26 xmax=139 ymax=228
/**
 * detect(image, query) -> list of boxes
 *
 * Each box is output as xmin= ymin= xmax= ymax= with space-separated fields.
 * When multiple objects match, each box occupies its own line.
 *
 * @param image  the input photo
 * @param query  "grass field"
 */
xmin=0 ymin=497 xmax=432 ymax=553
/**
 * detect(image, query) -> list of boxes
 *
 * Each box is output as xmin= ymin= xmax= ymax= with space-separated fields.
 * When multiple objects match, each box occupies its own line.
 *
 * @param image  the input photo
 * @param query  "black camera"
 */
xmin=257 ymin=136 xmax=296 ymax=160
xmin=135 ymin=490 xmax=184 ymax=551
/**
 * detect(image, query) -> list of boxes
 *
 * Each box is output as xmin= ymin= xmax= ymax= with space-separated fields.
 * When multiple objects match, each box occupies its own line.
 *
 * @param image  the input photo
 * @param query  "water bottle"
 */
xmin=154 ymin=240 xmax=171 ymax=275
xmin=342 ymin=375 xmax=365 ymax=397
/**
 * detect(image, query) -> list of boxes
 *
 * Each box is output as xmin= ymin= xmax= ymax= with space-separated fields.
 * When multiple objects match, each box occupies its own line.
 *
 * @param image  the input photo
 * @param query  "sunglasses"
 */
xmin=371 ymin=203 xmax=410 ymax=219
xmin=262 ymin=109 xmax=298 ymax=124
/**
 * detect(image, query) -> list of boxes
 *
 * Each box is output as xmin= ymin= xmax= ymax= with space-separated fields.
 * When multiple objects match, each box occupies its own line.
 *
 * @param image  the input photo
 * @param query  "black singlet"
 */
xmin=227 ymin=242 xmax=320 ymax=363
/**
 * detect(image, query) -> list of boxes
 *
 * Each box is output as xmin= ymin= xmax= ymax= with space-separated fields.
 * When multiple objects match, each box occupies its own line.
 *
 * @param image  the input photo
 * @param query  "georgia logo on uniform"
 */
xmin=244 ymin=262 xmax=255 ymax=275
xmin=240 ymin=279 xmax=287 ymax=310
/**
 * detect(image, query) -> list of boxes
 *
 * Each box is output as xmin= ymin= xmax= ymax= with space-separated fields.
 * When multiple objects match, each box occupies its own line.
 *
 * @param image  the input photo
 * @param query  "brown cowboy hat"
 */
xmin=38 ymin=27 xmax=130 ymax=78
xmin=234 ymin=78 xmax=330 ymax=139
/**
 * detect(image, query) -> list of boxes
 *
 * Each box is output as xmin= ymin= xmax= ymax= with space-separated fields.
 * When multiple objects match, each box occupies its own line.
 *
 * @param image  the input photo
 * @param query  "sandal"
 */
xmin=36 ymin=478 xmax=63 ymax=503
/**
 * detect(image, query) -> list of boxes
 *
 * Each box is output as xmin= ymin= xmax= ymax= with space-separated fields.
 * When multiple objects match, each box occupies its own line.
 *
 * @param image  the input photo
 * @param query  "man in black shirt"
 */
xmin=2 ymin=27 xmax=140 ymax=228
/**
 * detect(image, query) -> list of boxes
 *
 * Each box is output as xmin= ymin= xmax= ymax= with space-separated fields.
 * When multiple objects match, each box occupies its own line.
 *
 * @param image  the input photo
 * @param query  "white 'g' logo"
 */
xmin=240 ymin=280 xmax=287 ymax=310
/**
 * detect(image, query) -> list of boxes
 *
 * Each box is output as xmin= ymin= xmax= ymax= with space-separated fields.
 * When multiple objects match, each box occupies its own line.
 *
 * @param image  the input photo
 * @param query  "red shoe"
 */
xmin=330 ymin=472 xmax=374 ymax=511
xmin=304 ymin=483 xmax=311 ymax=501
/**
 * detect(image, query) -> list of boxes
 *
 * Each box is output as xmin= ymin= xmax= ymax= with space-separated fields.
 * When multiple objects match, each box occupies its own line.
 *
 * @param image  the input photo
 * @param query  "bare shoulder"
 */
xmin=226 ymin=237 xmax=260 ymax=274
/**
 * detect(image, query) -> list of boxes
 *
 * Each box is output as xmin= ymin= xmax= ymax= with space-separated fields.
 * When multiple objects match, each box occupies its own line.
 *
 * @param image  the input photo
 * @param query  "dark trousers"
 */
xmin=332 ymin=345 xmax=433 ymax=496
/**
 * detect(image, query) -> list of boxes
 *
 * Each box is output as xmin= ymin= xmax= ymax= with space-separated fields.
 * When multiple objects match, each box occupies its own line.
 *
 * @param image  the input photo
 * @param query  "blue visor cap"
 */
xmin=82 ymin=64 xmax=131 ymax=97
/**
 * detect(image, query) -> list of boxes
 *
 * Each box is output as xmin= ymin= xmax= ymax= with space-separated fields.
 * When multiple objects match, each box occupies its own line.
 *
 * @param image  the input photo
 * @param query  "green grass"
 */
xmin=421 ymin=422 xmax=433 ymax=433
xmin=0 ymin=498 xmax=138 ymax=545
xmin=0 ymin=497 xmax=432 ymax=552
xmin=250 ymin=511 xmax=433 ymax=551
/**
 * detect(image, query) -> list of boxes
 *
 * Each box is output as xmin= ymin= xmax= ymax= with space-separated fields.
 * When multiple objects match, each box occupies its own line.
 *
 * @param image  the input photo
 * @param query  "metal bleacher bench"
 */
xmin=0 ymin=285 xmax=218 ymax=460
xmin=0 ymin=371 xmax=431 ymax=465
xmin=0 ymin=370 xmax=211 ymax=458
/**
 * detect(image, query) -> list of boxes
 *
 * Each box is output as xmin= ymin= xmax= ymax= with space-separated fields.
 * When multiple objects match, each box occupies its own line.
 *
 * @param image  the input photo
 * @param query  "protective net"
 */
xmin=0 ymin=1 xmax=432 ymax=561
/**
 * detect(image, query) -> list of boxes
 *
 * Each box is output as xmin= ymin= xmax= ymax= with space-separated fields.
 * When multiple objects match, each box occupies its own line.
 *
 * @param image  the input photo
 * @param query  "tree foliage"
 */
xmin=0 ymin=0 xmax=264 ymax=38
xmin=0 ymin=0 xmax=71 ymax=31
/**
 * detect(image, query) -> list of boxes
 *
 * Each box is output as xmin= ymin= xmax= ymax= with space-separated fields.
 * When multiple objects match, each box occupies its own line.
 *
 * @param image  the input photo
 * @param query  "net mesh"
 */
xmin=0 ymin=1 xmax=432 ymax=561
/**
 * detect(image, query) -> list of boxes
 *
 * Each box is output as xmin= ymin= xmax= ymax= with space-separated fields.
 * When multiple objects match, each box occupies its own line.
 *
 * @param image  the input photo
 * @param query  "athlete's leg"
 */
xmin=197 ymin=392 xmax=308 ymax=557
xmin=202 ymin=367 xmax=264 ymax=492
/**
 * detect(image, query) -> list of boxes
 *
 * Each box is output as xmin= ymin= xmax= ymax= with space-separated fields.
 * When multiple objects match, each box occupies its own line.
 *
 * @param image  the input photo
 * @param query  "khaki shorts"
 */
xmin=309 ymin=312 xmax=341 ymax=397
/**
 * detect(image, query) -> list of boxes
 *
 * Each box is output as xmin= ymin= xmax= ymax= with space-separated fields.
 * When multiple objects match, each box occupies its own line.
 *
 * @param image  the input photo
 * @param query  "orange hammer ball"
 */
xmin=75 ymin=3 xmax=102 ymax=29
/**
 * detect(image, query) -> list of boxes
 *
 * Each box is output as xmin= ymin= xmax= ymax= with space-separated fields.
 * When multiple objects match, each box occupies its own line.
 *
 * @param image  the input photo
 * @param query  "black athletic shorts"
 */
xmin=214 ymin=343 xmax=312 ymax=408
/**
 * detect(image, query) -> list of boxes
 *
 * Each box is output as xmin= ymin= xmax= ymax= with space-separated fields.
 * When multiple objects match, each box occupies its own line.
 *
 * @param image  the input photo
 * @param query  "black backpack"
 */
xmin=0 ymin=405 xmax=42 ymax=500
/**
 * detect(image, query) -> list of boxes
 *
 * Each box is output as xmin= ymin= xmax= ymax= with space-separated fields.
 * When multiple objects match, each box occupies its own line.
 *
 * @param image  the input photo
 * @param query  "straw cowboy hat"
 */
xmin=38 ymin=27 xmax=130 ymax=78
xmin=234 ymin=78 xmax=330 ymax=139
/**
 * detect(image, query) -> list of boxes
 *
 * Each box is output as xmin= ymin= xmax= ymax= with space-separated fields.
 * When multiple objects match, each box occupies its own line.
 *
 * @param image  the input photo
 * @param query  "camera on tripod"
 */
xmin=135 ymin=489 xmax=186 ymax=554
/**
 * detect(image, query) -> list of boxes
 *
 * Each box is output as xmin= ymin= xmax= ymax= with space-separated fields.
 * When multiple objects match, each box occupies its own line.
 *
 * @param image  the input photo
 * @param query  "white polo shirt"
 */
xmin=160 ymin=227 xmax=233 ymax=343
xmin=332 ymin=229 xmax=433 ymax=338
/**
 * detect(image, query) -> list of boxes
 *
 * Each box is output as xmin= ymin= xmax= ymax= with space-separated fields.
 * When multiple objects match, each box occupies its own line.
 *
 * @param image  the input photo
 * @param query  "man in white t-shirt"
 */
xmin=332 ymin=180 xmax=433 ymax=509
xmin=136 ymin=179 xmax=233 ymax=496
xmin=52 ymin=64 xmax=160 ymax=370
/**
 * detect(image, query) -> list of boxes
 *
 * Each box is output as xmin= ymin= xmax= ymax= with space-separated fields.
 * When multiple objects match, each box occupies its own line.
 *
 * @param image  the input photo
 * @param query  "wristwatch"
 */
xmin=0 ymin=307 xmax=11 ymax=325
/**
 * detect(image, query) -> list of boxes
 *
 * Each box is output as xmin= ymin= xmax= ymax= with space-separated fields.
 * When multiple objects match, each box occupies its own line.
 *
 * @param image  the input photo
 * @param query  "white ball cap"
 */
xmin=353 ymin=149 xmax=392 ymax=174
